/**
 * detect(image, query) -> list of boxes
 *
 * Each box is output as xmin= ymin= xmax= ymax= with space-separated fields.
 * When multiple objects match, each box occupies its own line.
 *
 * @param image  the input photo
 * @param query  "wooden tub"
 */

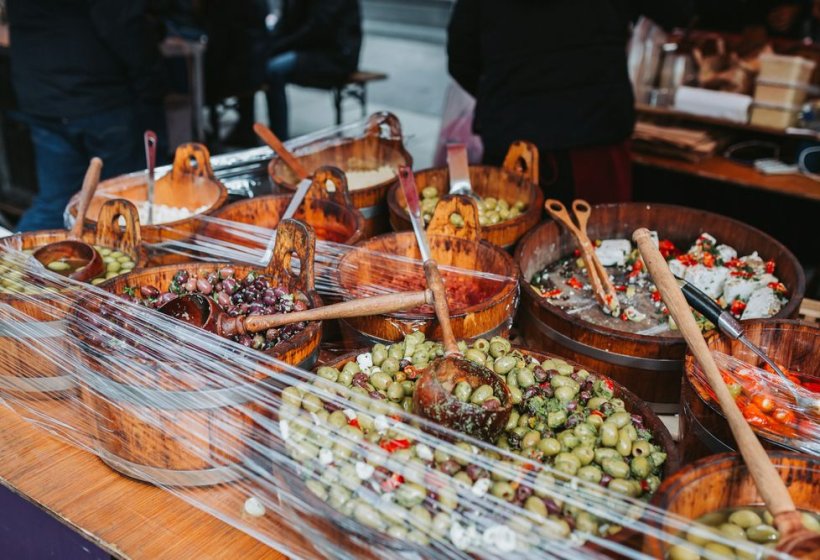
xmin=515 ymin=203 xmax=805 ymax=412
xmin=680 ymin=319 xmax=818 ymax=462
xmin=0 ymin=200 xmax=143 ymax=398
xmin=269 ymin=112 xmax=412 ymax=238
xmin=336 ymin=196 xmax=518 ymax=345
xmin=65 ymin=143 xmax=228 ymax=265
xmin=201 ymin=166 xmax=365 ymax=253
xmin=69 ymin=220 xmax=321 ymax=486
xmin=387 ymin=141 xmax=543 ymax=250
xmin=275 ymin=345 xmax=679 ymax=556
xmin=644 ymin=452 xmax=818 ymax=558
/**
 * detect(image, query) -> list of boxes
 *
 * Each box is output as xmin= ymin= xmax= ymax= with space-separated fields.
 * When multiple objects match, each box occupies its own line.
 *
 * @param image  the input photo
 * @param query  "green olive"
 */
xmin=537 ymin=437 xmax=562 ymax=456
xmin=469 ymin=384 xmax=494 ymax=405
xmin=729 ymin=509 xmax=763 ymax=529
xmin=746 ymin=524 xmax=779 ymax=544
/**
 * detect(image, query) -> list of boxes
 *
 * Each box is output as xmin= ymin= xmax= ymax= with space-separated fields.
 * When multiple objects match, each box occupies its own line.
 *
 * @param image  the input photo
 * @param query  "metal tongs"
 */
xmin=544 ymin=199 xmax=620 ymax=316
xmin=681 ymin=282 xmax=819 ymax=413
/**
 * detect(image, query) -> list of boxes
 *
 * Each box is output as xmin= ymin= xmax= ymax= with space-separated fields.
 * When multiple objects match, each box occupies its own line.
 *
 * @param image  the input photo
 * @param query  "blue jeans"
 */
xmin=16 ymin=105 xmax=144 ymax=232
xmin=265 ymin=51 xmax=298 ymax=140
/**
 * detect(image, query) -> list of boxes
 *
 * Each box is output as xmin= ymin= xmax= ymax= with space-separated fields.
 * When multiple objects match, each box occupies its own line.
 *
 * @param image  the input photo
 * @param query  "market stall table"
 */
xmin=0 ymin=401 xmax=297 ymax=560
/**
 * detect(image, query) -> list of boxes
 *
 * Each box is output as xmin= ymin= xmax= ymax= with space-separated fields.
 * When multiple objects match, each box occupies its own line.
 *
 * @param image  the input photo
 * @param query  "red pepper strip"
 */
xmin=348 ymin=418 xmax=360 ymax=429
xmin=614 ymin=284 xmax=627 ymax=292
xmin=567 ymin=277 xmax=583 ymax=290
xmin=702 ymin=253 xmax=715 ymax=268
xmin=730 ymin=300 xmax=746 ymax=316
xmin=765 ymin=260 xmax=776 ymax=274
xmin=619 ymin=312 xmax=629 ymax=321
xmin=542 ymin=288 xmax=562 ymax=299
xmin=772 ymin=408 xmax=796 ymax=425
xmin=659 ymin=239 xmax=678 ymax=259
xmin=731 ymin=270 xmax=754 ymax=278
xmin=803 ymin=381 xmax=820 ymax=394
xmin=640 ymin=479 xmax=650 ymax=493
xmin=767 ymin=282 xmax=787 ymax=295
xmin=741 ymin=403 xmax=771 ymax=429
xmin=380 ymin=472 xmax=404 ymax=492
xmin=677 ymin=254 xmax=697 ymax=266
xmin=650 ymin=291 xmax=662 ymax=302
xmin=752 ymin=394 xmax=776 ymax=414
xmin=380 ymin=438 xmax=411 ymax=453
xmin=590 ymin=410 xmax=604 ymax=418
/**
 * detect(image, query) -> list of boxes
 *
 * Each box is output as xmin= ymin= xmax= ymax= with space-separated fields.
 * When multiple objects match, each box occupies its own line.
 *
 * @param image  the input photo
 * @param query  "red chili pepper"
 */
xmin=590 ymin=410 xmax=604 ymax=418
xmin=676 ymin=254 xmax=697 ymax=266
xmin=741 ymin=403 xmax=771 ymax=429
xmin=767 ymin=282 xmax=787 ymax=295
xmin=348 ymin=418 xmax=360 ymax=429
xmin=731 ymin=270 xmax=754 ymax=278
xmin=650 ymin=291 xmax=662 ymax=302
xmin=772 ymin=408 xmax=796 ymax=425
xmin=567 ymin=277 xmax=583 ymax=290
xmin=702 ymin=253 xmax=715 ymax=268
xmin=765 ymin=260 xmax=776 ymax=274
xmin=659 ymin=239 xmax=678 ymax=259
xmin=730 ymin=300 xmax=746 ymax=316
xmin=725 ymin=258 xmax=744 ymax=268
xmin=380 ymin=472 xmax=404 ymax=492
xmin=380 ymin=438 xmax=411 ymax=453
xmin=602 ymin=379 xmax=614 ymax=392
xmin=614 ymin=284 xmax=627 ymax=292
xmin=632 ymin=260 xmax=643 ymax=273
xmin=752 ymin=394 xmax=776 ymax=414
xmin=542 ymin=288 xmax=562 ymax=299
xmin=640 ymin=479 xmax=650 ymax=493
xmin=803 ymin=381 xmax=820 ymax=394
xmin=620 ymin=312 xmax=629 ymax=321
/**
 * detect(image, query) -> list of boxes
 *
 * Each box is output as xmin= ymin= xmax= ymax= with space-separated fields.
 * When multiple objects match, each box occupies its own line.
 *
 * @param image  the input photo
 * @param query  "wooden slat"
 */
xmin=0 ymin=403 xmax=303 ymax=560
xmin=798 ymin=298 xmax=820 ymax=325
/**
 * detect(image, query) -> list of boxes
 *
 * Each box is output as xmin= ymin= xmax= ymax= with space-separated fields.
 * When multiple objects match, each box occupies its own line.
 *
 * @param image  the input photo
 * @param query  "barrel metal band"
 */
xmin=0 ymin=373 xmax=76 ymax=393
xmin=525 ymin=312 xmax=682 ymax=372
xmin=681 ymin=398 xmax=733 ymax=454
xmin=0 ymin=319 xmax=66 ymax=338
xmin=97 ymin=449 xmax=245 ymax=487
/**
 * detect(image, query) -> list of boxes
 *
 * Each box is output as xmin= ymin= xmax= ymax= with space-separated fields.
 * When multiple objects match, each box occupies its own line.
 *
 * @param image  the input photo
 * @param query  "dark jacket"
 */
xmin=448 ymin=0 xmax=693 ymax=152
xmin=8 ymin=0 xmax=166 ymax=120
xmin=268 ymin=0 xmax=362 ymax=86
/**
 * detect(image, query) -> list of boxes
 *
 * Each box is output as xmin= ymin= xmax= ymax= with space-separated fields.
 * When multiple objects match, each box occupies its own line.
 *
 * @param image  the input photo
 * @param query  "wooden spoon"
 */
xmin=634 ymin=227 xmax=820 ymax=558
xmin=33 ymin=158 xmax=105 ymax=282
xmin=544 ymin=198 xmax=620 ymax=315
xmin=253 ymin=122 xmax=309 ymax=180
xmin=399 ymin=165 xmax=512 ymax=441
xmin=159 ymin=289 xmax=434 ymax=338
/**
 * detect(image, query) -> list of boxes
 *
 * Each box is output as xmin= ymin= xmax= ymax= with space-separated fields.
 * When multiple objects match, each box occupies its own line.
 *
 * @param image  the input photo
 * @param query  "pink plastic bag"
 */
xmin=433 ymin=80 xmax=484 ymax=166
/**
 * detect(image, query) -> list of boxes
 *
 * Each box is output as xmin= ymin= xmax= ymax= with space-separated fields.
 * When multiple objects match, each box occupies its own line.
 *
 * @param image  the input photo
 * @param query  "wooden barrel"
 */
xmin=269 ymin=112 xmax=412 ymax=238
xmin=515 ymin=203 xmax=805 ymax=413
xmin=70 ymin=220 xmax=321 ymax=486
xmin=201 ymin=166 xmax=365 ymax=251
xmin=65 ymin=144 xmax=228 ymax=265
xmin=0 ymin=200 xmax=143 ymax=398
xmin=644 ymin=451 xmax=818 ymax=558
xmin=387 ymin=141 xmax=543 ymax=250
xmin=276 ymin=346 xmax=679 ymax=555
xmin=680 ymin=319 xmax=818 ymax=463
xmin=336 ymin=196 xmax=518 ymax=345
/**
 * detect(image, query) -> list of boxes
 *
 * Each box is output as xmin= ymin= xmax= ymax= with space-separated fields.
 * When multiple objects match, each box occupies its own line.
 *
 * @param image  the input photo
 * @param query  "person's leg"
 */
xmin=264 ymin=51 xmax=298 ymax=139
xmin=16 ymin=120 xmax=87 ymax=232
xmin=80 ymin=105 xmax=144 ymax=180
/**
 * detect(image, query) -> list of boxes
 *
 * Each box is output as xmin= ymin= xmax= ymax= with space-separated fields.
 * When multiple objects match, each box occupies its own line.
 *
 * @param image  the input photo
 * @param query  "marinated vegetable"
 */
xmin=416 ymin=186 xmax=526 ymax=228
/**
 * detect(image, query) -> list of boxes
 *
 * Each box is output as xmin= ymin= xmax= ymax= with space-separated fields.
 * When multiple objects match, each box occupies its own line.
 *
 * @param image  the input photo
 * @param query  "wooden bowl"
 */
xmin=201 ymin=166 xmax=365 ymax=249
xmin=65 ymin=144 xmax=228 ymax=265
xmin=515 ymin=203 xmax=806 ymax=413
xmin=681 ymin=319 xmax=819 ymax=462
xmin=0 ymin=200 xmax=143 ymax=399
xmin=274 ymin=345 xmax=679 ymax=555
xmin=268 ymin=112 xmax=412 ymax=238
xmin=68 ymin=221 xmax=321 ymax=487
xmin=644 ymin=451 xmax=819 ymax=558
xmin=336 ymin=197 xmax=518 ymax=345
xmin=387 ymin=141 xmax=543 ymax=250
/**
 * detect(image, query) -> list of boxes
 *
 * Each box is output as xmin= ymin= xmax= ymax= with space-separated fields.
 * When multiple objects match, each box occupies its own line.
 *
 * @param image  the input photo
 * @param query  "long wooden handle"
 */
xmin=253 ymin=122 xmax=309 ymax=180
xmin=228 ymin=290 xmax=433 ymax=335
xmin=572 ymin=200 xmax=620 ymax=313
xmin=424 ymin=260 xmax=459 ymax=355
xmin=633 ymin=228 xmax=798 ymax=523
xmin=71 ymin=157 xmax=103 ymax=238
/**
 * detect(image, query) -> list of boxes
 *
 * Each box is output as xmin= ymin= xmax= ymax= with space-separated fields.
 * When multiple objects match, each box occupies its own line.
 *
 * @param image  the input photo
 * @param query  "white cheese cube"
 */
xmin=741 ymin=252 xmax=765 ymax=274
xmin=723 ymin=276 xmax=761 ymax=304
xmin=742 ymin=287 xmax=782 ymax=319
xmin=684 ymin=264 xmax=729 ymax=299
xmin=649 ymin=231 xmax=660 ymax=248
xmin=716 ymin=244 xmax=737 ymax=263
xmin=668 ymin=258 xmax=688 ymax=279
xmin=595 ymin=239 xmax=632 ymax=267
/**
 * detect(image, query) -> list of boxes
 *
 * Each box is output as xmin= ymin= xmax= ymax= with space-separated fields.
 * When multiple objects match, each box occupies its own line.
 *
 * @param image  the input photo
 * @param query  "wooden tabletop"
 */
xmin=632 ymin=152 xmax=820 ymax=202
xmin=0 ymin=402 xmax=301 ymax=560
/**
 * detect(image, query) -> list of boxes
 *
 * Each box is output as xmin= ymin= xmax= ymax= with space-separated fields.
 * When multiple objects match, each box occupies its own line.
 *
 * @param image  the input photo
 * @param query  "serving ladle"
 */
xmin=398 ymin=166 xmax=512 ymax=441
xmin=160 ymin=289 xmax=434 ymax=338
xmin=33 ymin=157 xmax=105 ymax=282
xmin=253 ymin=122 xmax=309 ymax=180
xmin=635 ymin=227 xmax=820 ymax=558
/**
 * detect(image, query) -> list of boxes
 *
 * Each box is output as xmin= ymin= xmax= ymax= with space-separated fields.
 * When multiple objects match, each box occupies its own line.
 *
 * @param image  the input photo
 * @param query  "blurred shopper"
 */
xmin=264 ymin=0 xmax=362 ymax=139
xmin=448 ymin=0 xmax=692 ymax=203
xmin=8 ymin=0 xmax=166 ymax=231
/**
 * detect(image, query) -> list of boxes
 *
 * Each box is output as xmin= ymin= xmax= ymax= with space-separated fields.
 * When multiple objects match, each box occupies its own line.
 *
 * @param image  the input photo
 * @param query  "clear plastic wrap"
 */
xmin=1 ymin=241 xmax=810 ymax=559
xmin=689 ymin=350 xmax=819 ymax=455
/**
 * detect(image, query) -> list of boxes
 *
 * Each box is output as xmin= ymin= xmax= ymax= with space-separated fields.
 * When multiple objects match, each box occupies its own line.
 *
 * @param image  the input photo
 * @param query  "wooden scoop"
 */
xmin=160 ymin=290 xmax=433 ymax=337
xmin=446 ymin=143 xmax=479 ymax=202
xmin=253 ymin=122 xmax=309 ymax=180
xmin=33 ymin=158 xmax=105 ymax=282
xmin=634 ymin=227 xmax=820 ymax=558
xmin=399 ymin=165 xmax=512 ymax=441
xmin=545 ymin=198 xmax=620 ymax=315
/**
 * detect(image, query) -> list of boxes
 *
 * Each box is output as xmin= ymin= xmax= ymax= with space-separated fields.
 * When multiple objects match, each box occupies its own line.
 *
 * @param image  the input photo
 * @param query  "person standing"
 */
xmin=447 ymin=0 xmax=693 ymax=204
xmin=8 ymin=0 xmax=166 ymax=231
xmin=263 ymin=0 xmax=362 ymax=139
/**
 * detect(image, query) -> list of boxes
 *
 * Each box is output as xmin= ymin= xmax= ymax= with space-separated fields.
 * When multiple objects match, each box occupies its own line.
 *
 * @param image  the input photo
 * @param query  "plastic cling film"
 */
xmin=0 ymin=248 xmax=813 ymax=559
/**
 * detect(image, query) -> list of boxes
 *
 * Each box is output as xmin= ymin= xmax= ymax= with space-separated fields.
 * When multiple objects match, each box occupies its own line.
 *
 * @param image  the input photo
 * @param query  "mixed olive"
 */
xmin=280 ymin=332 xmax=668 ymax=550
xmin=416 ymin=186 xmax=526 ymax=228
xmin=0 ymin=245 xmax=135 ymax=294
xmin=668 ymin=507 xmax=820 ymax=560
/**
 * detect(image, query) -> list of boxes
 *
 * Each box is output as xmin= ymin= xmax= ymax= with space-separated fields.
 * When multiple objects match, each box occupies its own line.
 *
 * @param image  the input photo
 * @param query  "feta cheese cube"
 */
xmin=595 ymin=239 xmax=632 ymax=267
xmin=668 ymin=258 xmax=687 ymax=279
xmin=741 ymin=251 xmax=765 ymax=274
xmin=684 ymin=264 xmax=729 ymax=299
xmin=723 ymin=276 xmax=761 ymax=305
xmin=716 ymin=244 xmax=737 ymax=263
xmin=742 ymin=287 xmax=782 ymax=319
